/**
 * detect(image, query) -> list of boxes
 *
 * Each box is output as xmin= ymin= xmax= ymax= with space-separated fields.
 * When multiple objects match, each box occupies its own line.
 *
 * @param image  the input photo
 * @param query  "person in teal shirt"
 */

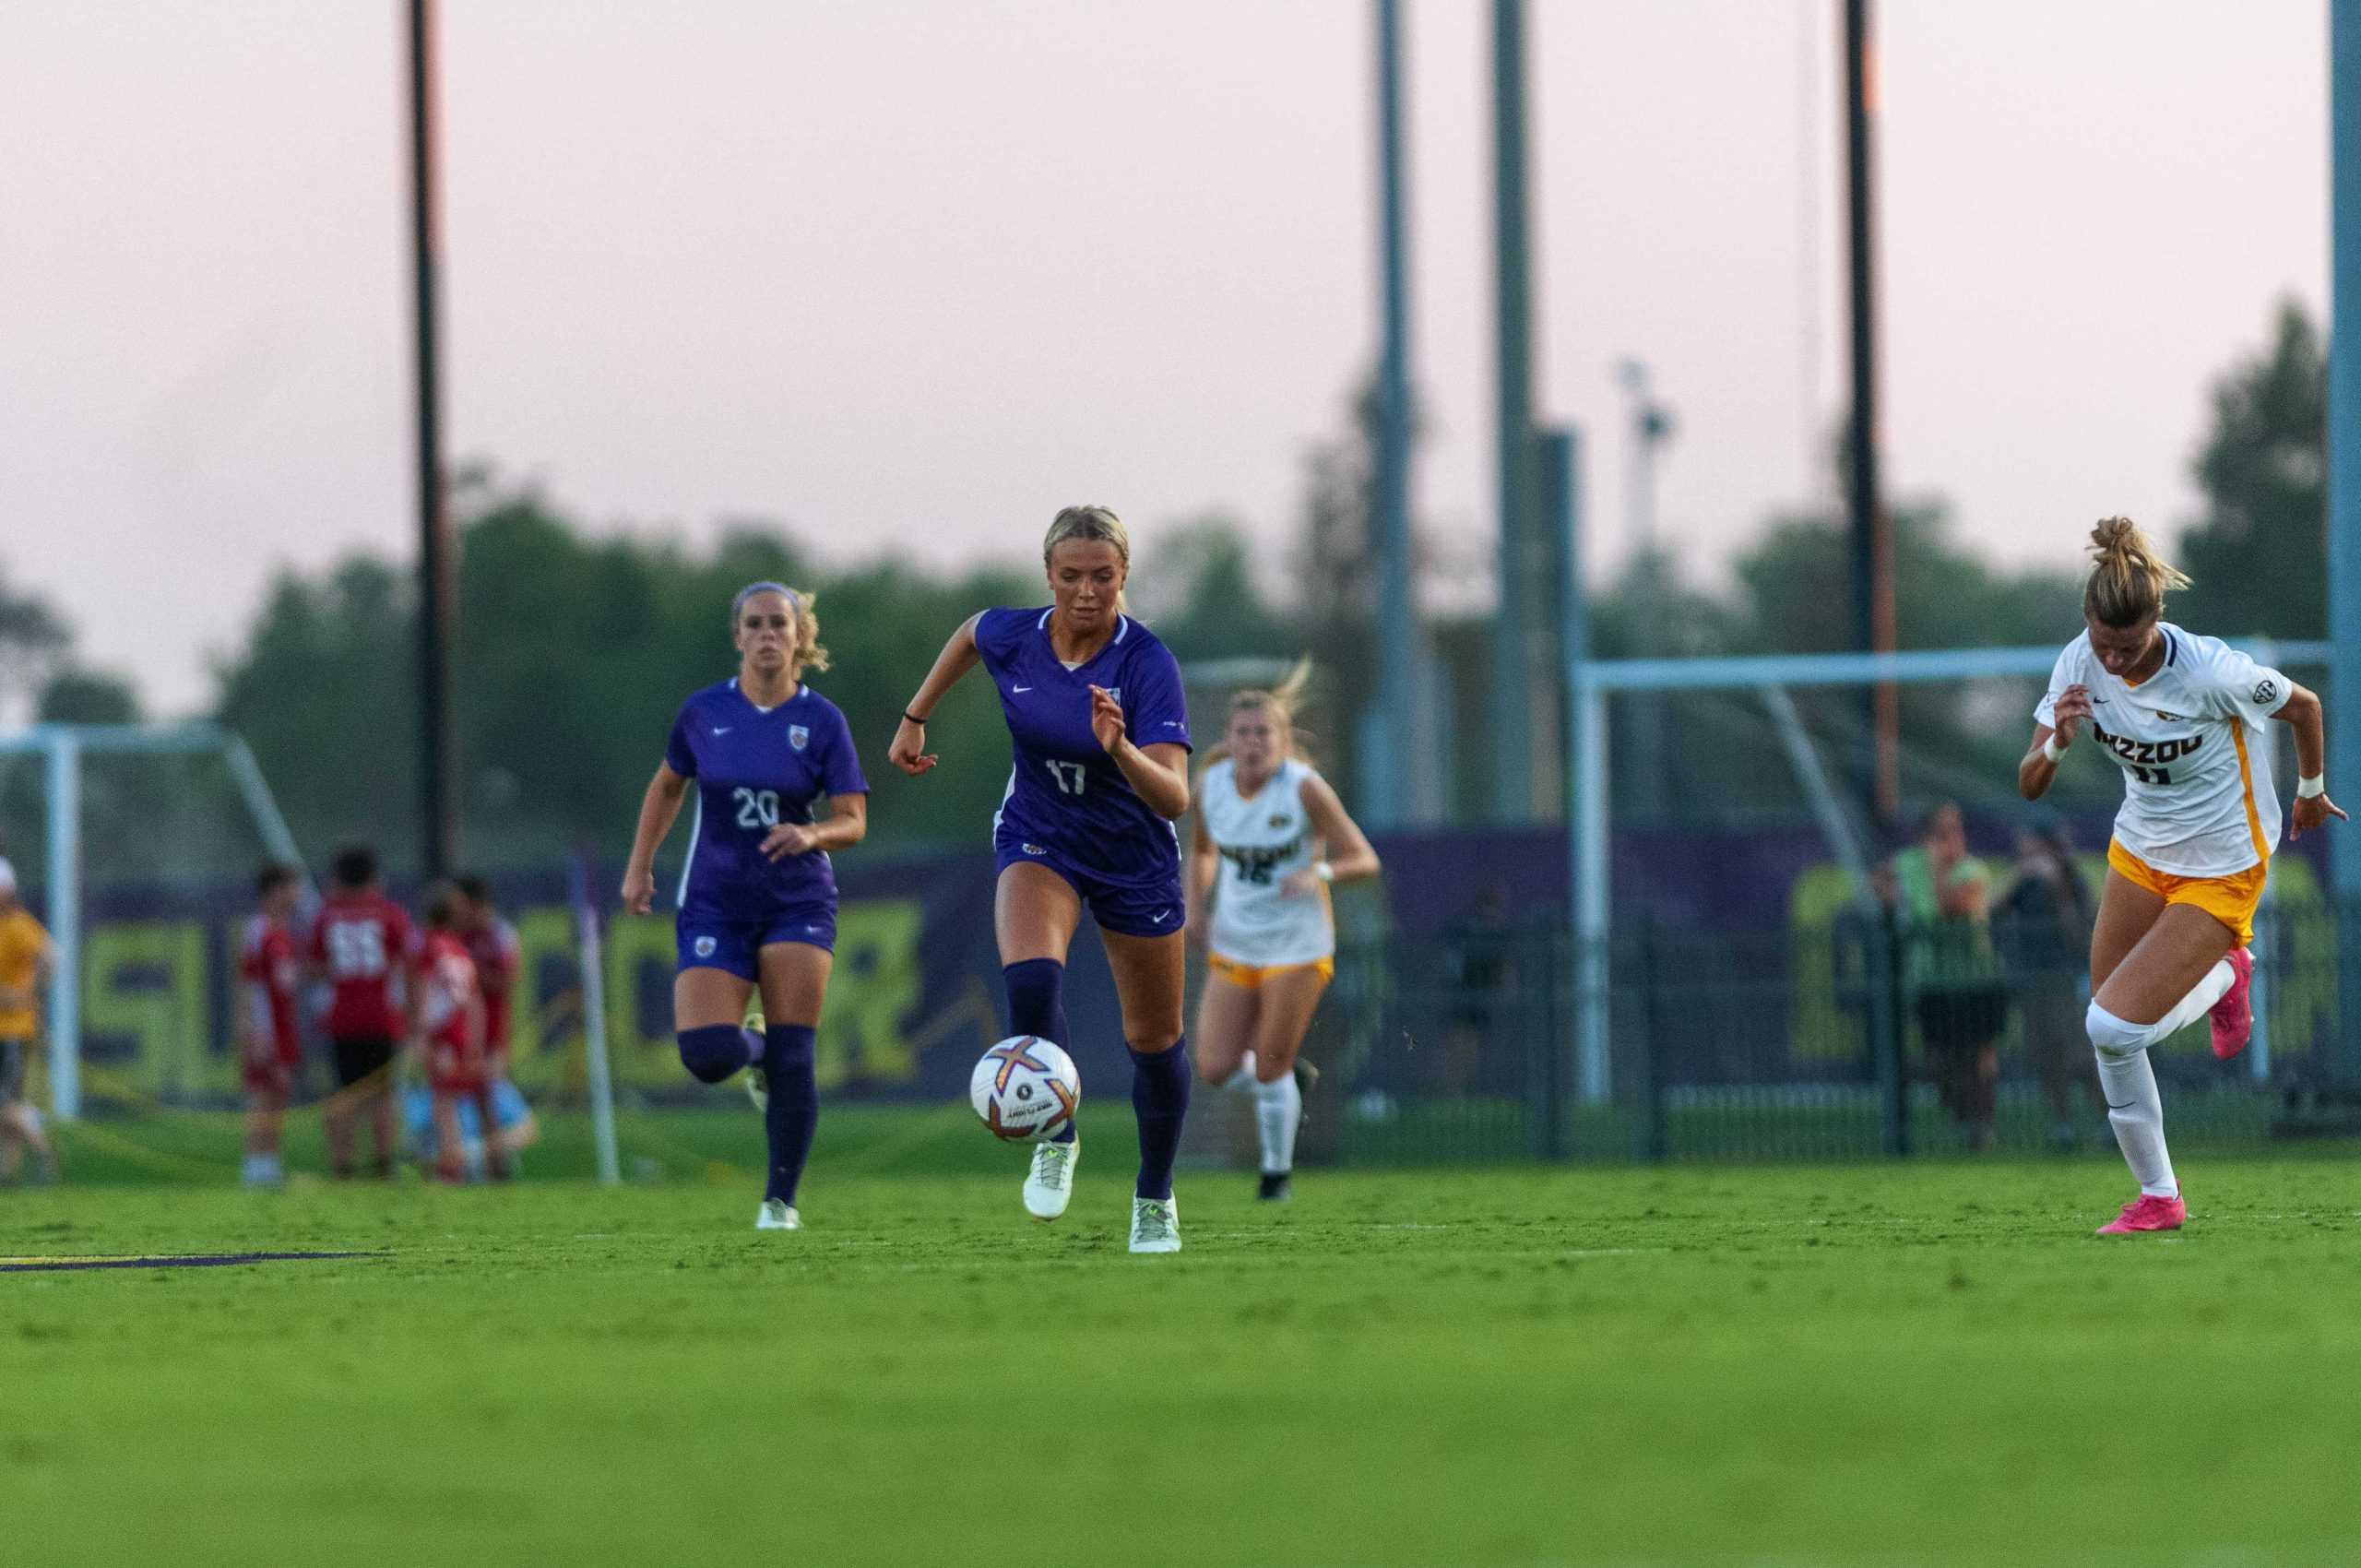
xmin=1889 ymin=803 xmax=2006 ymax=1150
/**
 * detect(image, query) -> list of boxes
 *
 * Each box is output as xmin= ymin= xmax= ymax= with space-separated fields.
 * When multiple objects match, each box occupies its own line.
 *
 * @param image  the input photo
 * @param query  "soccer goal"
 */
xmin=0 ymin=723 xmax=305 ymax=1120
xmin=1577 ymin=633 xmax=2332 ymax=1110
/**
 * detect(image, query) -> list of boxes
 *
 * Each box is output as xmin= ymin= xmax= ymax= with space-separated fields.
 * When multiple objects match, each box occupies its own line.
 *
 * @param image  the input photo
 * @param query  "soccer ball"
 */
xmin=969 ymin=1036 xmax=1080 ymax=1142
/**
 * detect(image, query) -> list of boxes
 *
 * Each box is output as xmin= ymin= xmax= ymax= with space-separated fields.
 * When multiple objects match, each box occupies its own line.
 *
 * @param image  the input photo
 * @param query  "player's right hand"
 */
xmin=2048 ymin=684 xmax=2093 ymax=748
xmin=889 ymin=717 xmax=938 ymax=777
xmin=621 ymin=867 xmax=656 ymax=916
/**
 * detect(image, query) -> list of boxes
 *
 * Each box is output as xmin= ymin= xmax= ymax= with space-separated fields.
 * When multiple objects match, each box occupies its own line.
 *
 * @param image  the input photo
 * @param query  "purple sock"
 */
xmin=1004 ymin=959 xmax=1077 ymax=1146
xmin=1130 ymin=1039 xmax=1191 ymax=1201
xmin=762 ymin=1024 xmax=818 ymax=1206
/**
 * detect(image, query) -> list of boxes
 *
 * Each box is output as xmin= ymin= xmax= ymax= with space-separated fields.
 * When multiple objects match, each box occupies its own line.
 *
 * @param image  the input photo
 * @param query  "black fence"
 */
xmin=1216 ymin=902 xmax=2359 ymax=1168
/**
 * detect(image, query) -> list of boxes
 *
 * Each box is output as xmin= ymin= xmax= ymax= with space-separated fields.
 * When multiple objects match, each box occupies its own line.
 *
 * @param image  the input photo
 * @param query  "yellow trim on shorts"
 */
xmin=2229 ymin=724 xmax=2271 ymax=865
xmin=1206 ymin=953 xmax=1335 ymax=990
xmin=2106 ymin=838 xmax=2267 ymax=948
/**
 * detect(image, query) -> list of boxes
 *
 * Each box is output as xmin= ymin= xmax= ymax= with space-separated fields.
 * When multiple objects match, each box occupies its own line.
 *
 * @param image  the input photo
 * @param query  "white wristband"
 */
xmin=2297 ymin=774 xmax=2327 ymax=800
xmin=2041 ymin=736 xmax=2067 ymax=765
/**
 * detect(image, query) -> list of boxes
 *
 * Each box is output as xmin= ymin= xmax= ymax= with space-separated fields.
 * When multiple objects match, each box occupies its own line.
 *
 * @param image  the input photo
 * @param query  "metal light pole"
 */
xmin=2329 ymin=0 xmax=2361 ymax=1084
xmin=1490 ymin=0 xmax=1543 ymax=822
xmin=1842 ymin=0 xmax=1898 ymax=834
xmin=1368 ymin=0 xmax=1437 ymax=826
xmin=1616 ymin=361 xmax=1674 ymax=814
xmin=407 ymin=0 xmax=457 ymax=878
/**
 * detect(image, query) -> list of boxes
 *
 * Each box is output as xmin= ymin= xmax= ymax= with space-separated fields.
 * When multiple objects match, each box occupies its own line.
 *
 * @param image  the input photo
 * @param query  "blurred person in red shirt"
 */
xmin=453 ymin=875 xmax=522 ymax=1087
xmin=306 ymin=844 xmax=416 ymax=1179
xmin=415 ymin=884 xmax=506 ymax=1182
xmin=237 ymin=863 xmax=304 ymax=1187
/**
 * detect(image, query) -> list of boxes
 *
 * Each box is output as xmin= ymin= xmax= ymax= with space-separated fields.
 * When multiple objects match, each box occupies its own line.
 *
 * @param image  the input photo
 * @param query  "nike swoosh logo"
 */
xmin=2106 ymin=1099 xmax=2133 ymax=1111
xmin=1012 ymin=685 xmax=1033 ymax=694
xmin=713 ymin=727 xmax=731 ymax=735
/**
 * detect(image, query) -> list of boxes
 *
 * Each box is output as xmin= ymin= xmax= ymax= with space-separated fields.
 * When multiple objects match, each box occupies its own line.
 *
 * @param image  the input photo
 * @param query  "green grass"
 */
xmin=4 ymin=1142 xmax=2360 ymax=1567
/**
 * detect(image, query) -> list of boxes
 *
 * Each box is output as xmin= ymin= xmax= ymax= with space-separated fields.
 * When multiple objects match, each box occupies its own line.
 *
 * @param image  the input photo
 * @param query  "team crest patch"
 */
xmin=1105 ymin=687 xmax=1121 ymax=706
xmin=2156 ymin=710 xmax=2185 ymax=723
xmin=694 ymin=935 xmax=717 ymax=958
xmin=789 ymin=724 xmax=810 ymax=752
xmin=2253 ymin=679 xmax=2279 ymax=707
xmin=1269 ymin=814 xmax=1290 ymax=829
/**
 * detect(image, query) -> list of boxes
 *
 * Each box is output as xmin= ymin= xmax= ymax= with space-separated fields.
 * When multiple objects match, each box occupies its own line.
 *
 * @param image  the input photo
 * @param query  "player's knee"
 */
xmin=1125 ymin=1028 xmax=1184 ymax=1057
xmin=678 ymin=1024 xmax=753 ymax=1085
xmin=1252 ymin=1045 xmax=1297 ymax=1083
xmin=1003 ymin=958 xmax=1065 ymax=1040
xmin=2085 ymin=1000 xmax=2158 ymax=1059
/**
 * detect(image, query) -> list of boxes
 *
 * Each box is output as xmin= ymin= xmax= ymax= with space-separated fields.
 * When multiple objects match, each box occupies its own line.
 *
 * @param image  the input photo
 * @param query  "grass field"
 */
xmin=5 ymin=1125 xmax=2360 ymax=1567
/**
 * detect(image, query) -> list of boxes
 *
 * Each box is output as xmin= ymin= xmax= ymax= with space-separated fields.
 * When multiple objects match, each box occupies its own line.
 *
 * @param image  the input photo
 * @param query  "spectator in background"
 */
xmin=237 ymin=863 xmax=305 ymax=1187
xmin=0 ymin=858 xmax=59 ymax=1182
xmin=1992 ymin=818 xmax=2103 ymax=1151
xmin=454 ymin=875 xmax=523 ymax=1088
xmin=414 ymin=884 xmax=504 ymax=1183
xmin=1891 ymin=803 xmax=2008 ymax=1152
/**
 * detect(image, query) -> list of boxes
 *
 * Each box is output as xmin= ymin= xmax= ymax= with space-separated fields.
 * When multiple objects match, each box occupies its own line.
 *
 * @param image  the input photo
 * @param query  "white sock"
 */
xmin=1217 ymin=1053 xmax=1258 ymax=1093
xmin=1253 ymin=1071 xmax=1300 ymax=1176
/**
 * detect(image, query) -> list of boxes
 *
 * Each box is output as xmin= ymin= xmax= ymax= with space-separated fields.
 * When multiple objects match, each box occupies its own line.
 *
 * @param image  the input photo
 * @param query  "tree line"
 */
xmin=0 ymin=302 xmax=2331 ymax=882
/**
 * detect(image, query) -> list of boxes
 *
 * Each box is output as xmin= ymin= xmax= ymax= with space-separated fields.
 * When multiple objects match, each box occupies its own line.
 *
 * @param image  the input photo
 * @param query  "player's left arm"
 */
xmin=1088 ymin=684 xmax=1191 ymax=819
xmin=1284 ymin=774 xmax=1382 ymax=898
xmin=2268 ymin=682 xmax=2347 ymax=837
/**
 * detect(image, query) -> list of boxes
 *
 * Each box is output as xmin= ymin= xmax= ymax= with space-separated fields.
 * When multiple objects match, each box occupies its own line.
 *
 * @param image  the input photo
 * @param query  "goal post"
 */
xmin=1565 ymin=638 xmax=2337 ymax=1107
xmin=0 ymin=722 xmax=306 ymax=1120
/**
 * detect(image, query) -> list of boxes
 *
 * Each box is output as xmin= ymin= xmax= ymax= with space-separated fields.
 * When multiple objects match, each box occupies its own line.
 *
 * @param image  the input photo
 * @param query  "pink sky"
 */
xmin=0 ymin=1 xmax=2329 ymax=714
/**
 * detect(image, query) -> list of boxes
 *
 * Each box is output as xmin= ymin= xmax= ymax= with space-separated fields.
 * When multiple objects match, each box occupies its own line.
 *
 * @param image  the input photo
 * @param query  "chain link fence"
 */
xmin=1251 ymin=902 xmax=2354 ymax=1168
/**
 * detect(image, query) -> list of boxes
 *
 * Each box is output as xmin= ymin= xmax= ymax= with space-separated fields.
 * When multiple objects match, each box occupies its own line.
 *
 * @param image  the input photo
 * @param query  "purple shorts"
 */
xmin=993 ymin=837 xmax=1184 ymax=940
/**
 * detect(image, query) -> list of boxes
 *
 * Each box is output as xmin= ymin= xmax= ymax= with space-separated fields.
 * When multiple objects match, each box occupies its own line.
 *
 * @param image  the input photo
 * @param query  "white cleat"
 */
xmin=744 ymin=1065 xmax=769 ymax=1114
xmin=1129 ymin=1195 xmax=1181 ymax=1254
xmin=755 ymin=1199 xmax=801 ymax=1230
xmin=1023 ymin=1137 xmax=1077 ymax=1221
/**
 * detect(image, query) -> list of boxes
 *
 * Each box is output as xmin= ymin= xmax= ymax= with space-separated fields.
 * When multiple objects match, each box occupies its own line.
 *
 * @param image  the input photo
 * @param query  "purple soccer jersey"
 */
xmin=664 ymin=679 xmax=868 ymax=921
xmin=975 ymin=608 xmax=1192 ymax=890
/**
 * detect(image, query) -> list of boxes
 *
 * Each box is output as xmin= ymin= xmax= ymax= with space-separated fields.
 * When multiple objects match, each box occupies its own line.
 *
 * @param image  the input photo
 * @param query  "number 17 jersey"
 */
xmin=977 ymin=608 xmax=1192 ymax=891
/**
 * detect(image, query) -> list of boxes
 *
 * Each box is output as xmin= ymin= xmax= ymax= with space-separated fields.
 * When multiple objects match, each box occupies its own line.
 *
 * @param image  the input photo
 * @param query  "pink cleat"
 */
xmin=2209 ymin=946 xmax=2256 ymax=1061
xmin=2096 ymin=1194 xmax=2187 ymax=1236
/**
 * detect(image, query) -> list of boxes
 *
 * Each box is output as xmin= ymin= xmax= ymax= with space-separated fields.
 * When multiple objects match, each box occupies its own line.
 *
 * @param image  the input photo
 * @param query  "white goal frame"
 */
xmin=1567 ymin=638 xmax=2333 ymax=1106
xmin=0 ymin=722 xmax=304 ymax=1120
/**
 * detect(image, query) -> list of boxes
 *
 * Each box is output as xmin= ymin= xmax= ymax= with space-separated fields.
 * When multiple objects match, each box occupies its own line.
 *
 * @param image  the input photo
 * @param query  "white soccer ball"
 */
xmin=969 ymin=1036 xmax=1081 ymax=1142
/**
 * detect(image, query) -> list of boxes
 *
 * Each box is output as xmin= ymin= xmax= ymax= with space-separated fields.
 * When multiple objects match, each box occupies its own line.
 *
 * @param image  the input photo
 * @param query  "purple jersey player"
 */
xmin=623 ymin=582 xmax=869 ymax=1233
xmin=890 ymin=505 xmax=1195 ymax=1253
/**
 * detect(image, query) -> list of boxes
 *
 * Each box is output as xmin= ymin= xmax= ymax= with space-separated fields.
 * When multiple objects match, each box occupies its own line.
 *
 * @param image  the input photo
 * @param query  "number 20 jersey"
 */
xmin=2036 ymin=624 xmax=2292 ymax=878
xmin=976 ymin=608 xmax=1192 ymax=891
xmin=664 ymin=679 xmax=868 ymax=922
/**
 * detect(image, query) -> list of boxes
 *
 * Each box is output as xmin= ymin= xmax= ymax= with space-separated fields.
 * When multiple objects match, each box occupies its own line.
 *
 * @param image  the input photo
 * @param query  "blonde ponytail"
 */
xmin=2082 ymin=517 xmax=2190 ymax=628
xmin=1218 ymin=658 xmax=1317 ymax=766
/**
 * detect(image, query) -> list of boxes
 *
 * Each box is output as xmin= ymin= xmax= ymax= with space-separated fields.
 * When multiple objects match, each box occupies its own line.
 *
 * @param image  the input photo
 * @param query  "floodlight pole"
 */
xmin=1370 ymin=0 xmax=1436 ymax=826
xmin=2329 ymin=0 xmax=2361 ymax=1085
xmin=408 ymin=0 xmax=457 ymax=879
xmin=1842 ymin=0 xmax=1898 ymax=834
xmin=1490 ymin=0 xmax=1545 ymax=822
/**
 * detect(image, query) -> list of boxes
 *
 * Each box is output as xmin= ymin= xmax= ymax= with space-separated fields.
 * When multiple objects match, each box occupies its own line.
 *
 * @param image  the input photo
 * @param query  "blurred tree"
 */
xmin=2172 ymin=300 xmax=2327 ymax=640
xmin=0 ymin=564 xmax=74 ymax=724
xmin=36 ymin=667 xmax=142 ymax=726
xmin=1133 ymin=515 xmax=1297 ymax=665
xmin=210 ymin=486 xmax=1045 ymax=871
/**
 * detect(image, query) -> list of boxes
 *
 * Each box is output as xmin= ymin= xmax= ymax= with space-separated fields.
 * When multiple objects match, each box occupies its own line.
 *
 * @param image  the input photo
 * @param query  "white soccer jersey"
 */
xmin=2036 ymin=624 xmax=2291 ymax=878
xmin=1200 ymin=756 xmax=1334 ymax=968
